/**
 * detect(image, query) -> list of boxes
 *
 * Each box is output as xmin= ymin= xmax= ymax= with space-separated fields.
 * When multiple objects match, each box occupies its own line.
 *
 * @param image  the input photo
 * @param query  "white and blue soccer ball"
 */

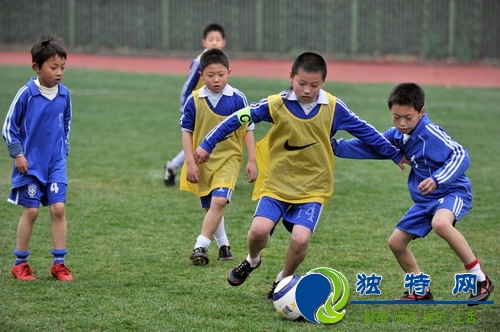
xmin=272 ymin=275 xmax=303 ymax=321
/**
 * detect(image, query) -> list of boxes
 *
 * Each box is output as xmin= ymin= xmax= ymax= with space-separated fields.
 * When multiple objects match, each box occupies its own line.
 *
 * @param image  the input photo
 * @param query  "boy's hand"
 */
xmin=14 ymin=155 xmax=29 ymax=174
xmin=245 ymin=161 xmax=258 ymax=183
xmin=397 ymin=155 xmax=411 ymax=172
xmin=418 ymin=178 xmax=437 ymax=195
xmin=186 ymin=162 xmax=200 ymax=183
xmin=193 ymin=146 xmax=210 ymax=164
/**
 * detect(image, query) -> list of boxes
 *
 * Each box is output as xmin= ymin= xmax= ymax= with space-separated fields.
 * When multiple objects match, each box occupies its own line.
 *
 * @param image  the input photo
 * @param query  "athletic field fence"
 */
xmin=1 ymin=0 xmax=499 ymax=63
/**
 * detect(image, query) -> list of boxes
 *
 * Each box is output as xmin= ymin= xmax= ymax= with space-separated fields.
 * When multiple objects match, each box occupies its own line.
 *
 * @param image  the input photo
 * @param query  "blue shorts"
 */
xmin=254 ymin=196 xmax=323 ymax=234
xmin=397 ymin=195 xmax=471 ymax=238
xmin=8 ymin=180 xmax=67 ymax=208
xmin=200 ymin=187 xmax=233 ymax=209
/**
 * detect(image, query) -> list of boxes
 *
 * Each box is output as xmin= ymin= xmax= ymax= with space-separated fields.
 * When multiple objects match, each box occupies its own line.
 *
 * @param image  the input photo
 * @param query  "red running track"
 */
xmin=1 ymin=51 xmax=499 ymax=88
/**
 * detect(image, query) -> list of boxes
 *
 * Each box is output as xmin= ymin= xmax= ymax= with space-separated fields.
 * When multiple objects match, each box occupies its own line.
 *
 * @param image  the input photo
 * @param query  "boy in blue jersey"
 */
xmin=2 ymin=34 xmax=73 ymax=281
xmin=333 ymin=83 xmax=493 ymax=304
xmin=164 ymin=23 xmax=226 ymax=187
xmin=194 ymin=52 xmax=407 ymax=300
xmin=180 ymin=49 xmax=258 ymax=265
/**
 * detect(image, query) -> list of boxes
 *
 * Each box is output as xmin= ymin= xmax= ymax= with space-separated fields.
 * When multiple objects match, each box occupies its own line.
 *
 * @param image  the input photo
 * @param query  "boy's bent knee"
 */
xmin=290 ymin=232 xmax=310 ymax=248
xmin=388 ymin=232 xmax=409 ymax=253
xmin=431 ymin=216 xmax=455 ymax=236
xmin=248 ymin=228 xmax=268 ymax=242
xmin=210 ymin=196 xmax=228 ymax=209
xmin=249 ymin=217 xmax=274 ymax=239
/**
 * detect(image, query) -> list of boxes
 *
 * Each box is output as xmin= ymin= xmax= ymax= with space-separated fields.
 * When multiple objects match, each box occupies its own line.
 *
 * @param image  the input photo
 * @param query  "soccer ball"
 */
xmin=272 ymin=275 xmax=303 ymax=321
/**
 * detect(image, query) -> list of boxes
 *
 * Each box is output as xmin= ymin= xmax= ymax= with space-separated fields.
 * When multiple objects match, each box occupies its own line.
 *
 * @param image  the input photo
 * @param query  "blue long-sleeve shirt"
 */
xmin=178 ymin=51 xmax=204 ymax=113
xmin=201 ymin=89 xmax=402 ymax=164
xmin=333 ymin=113 xmax=472 ymax=203
xmin=2 ymin=78 xmax=72 ymax=187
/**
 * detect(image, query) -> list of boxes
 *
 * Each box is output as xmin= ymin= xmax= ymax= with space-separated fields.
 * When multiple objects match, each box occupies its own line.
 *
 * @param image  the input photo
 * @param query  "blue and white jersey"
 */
xmin=180 ymin=84 xmax=253 ymax=131
xmin=201 ymin=89 xmax=402 ymax=163
xmin=178 ymin=51 xmax=204 ymax=113
xmin=2 ymin=78 xmax=72 ymax=188
xmin=333 ymin=113 xmax=472 ymax=203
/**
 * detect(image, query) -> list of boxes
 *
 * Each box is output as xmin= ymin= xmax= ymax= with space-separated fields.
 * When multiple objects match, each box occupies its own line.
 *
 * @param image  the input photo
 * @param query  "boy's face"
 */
xmin=202 ymin=31 xmax=226 ymax=50
xmin=200 ymin=63 xmax=230 ymax=93
xmin=290 ymin=69 xmax=324 ymax=103
xmin=32 ymin=54 xmax=65 ymax=88
xmin=390 ymin=104 xmax=424 ymax=134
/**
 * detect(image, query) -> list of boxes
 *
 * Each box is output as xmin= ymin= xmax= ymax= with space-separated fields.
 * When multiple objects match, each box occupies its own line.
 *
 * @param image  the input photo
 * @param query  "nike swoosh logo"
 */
xmin=283 ymin=139 xmax=318 ymax=151
xmin=220 ymin=135 xmax=231 ymax=142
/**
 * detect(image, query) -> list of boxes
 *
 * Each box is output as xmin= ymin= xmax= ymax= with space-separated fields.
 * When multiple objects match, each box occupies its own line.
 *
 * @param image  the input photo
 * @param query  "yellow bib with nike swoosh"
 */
xmin=252 ymin=93 xmax=336 ymax=204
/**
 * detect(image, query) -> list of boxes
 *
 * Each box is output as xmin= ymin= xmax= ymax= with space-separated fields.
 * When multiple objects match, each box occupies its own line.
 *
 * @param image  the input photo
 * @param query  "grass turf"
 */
xmin=0 ymin=65 xmax=499 ymax=331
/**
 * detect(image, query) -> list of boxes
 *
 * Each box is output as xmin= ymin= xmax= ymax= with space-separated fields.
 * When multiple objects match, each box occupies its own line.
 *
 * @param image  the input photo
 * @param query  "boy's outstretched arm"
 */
xmin=194 ymin=107 xmax=251 ymax=164
xmin=333 ymin=137 xmax=409 ymax=172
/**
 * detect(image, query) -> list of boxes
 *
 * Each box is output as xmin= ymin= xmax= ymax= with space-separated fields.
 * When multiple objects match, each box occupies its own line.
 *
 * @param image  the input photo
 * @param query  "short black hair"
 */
xmin=387 ymin=83 xmax=425 ymax=111
xmin=203 ymin=23 xmax=225 ymax=39
xmin=31 ymin=33 xmax=67 ymax=68
xmin=200 ymin=49 xmax=229 ymax=72
xmin=291 ymin=52 xmax=327 ymax=81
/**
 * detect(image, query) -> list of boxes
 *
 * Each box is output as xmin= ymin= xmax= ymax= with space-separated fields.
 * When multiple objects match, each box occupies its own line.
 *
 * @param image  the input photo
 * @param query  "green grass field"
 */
xmin=0 ymin=65 xmax=499 ymax=331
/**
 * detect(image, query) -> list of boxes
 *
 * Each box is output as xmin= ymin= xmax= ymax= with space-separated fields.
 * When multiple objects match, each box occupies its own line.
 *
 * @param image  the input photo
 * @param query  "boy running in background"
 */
xmin=164 ymin=23 xmax=226 ymax=187
xmin=194 ymin=52 xmax=406 ymax=300
xmin=2 ymin=34 xmax=73 ymax=281
xmin=180 ymin=49 xmax=257 ymax=265
xmin=333 ymin=83 xmax=493 ymax=304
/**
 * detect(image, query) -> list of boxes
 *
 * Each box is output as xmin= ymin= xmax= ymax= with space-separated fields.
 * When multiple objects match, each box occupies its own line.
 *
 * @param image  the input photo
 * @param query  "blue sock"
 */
xmin=13 ymin=249 xmax=30 ymax=266
xmin=51 ymin=249 xmax=67 ymax=266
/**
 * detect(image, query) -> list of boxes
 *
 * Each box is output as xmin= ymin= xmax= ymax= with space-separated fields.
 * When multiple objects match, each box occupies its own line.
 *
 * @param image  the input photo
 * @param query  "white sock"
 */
xmin=171 ymin=150 xmax=185 ymax=169
xmin=467 ymin=262 xmax=486 ymax=282
xmin=214 ymin=216 xmax=229 ymax=248
xmin=194 ymin=235 xmax=211 ymax=250
xmin=275 ymin=271 xmax=284 ymax=283
xmin=246 ymin=253 xmax=261 ymax=267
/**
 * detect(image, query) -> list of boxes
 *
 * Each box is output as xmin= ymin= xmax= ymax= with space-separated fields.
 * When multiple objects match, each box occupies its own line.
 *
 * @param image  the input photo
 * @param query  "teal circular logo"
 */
xmin=295 ymin=267 xmax=349 ymax=324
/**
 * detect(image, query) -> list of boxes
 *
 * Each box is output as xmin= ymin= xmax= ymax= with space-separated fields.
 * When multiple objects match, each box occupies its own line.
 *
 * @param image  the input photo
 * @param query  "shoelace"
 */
xmin=56 ymin=265 xmax=71 ymax=275
xmin=21 ymin=265 xmax=34 ymax=276
xmin=220 ymin=247 xmax=231 ymax=256
xmin=235 ymin=261 xmax=251 ymax=275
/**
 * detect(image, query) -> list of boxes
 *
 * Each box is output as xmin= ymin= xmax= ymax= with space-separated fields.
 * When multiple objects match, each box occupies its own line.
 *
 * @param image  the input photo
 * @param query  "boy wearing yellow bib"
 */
xmin=180 ymin=49 xmax=257 ymax=265
xmin=194 ymin=52 xmax=407 ymax=300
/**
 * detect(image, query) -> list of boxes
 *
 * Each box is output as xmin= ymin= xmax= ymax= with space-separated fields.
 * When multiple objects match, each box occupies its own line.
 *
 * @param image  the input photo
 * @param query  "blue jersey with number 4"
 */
xmin=2 ymin=78 xmax=72 ymax=188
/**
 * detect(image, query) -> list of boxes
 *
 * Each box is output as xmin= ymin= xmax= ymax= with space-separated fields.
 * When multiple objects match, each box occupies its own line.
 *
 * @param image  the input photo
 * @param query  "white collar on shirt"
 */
xmin=287 ymin=89 xmax=329 ymax=104
xmin=287 ymin=89 xmax=328 ymax=114
xmin=198 ymin=84 xmax=234 ymax=97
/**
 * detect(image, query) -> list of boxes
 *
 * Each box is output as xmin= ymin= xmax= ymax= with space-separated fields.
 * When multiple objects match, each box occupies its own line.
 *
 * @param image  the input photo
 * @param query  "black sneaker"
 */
xmin=468 ymin=275 xmax=494 ymax=306
xmin=395 ymin=290 xmax=434 ymax=301
xmin=190 ymin=247 xmax=209 ymax=266
xmin=227 ymin=258 xmax=261 ymax=286
xmin=218 ymin=245 xmax=234 ymax=261
xmin=163 ymin=161 xmax=176 ymax=187
xmin=265 ymin=281 xmax=279 ymax=302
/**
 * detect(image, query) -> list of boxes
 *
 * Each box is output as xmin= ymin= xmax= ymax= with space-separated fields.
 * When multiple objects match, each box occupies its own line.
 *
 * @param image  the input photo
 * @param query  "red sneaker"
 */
xmin=12 ymin=263 xmax=36 ymax=281
xmin=468 ymin=275 xmax=494 ymax=306
xmin=51 ymin=264 xmax=73 ymax=281
xmin=395 ymin=290 xmax=434 ymax=301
